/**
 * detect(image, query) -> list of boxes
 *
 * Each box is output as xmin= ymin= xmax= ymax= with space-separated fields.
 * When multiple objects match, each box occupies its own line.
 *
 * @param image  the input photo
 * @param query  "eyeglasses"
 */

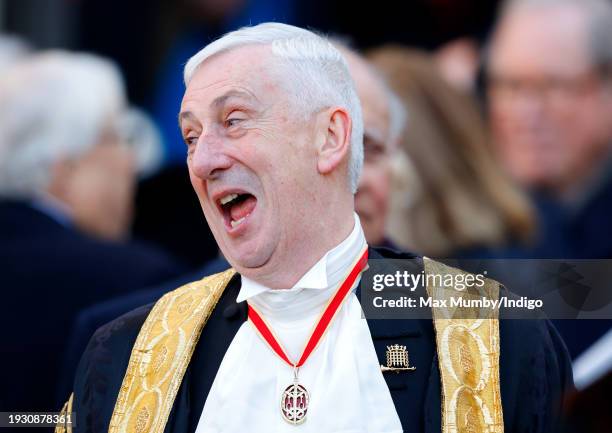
xmin=108 ymin=108 xmax=162 ymax=177
xmin=487 ymin=70 xmax=603 ymax=108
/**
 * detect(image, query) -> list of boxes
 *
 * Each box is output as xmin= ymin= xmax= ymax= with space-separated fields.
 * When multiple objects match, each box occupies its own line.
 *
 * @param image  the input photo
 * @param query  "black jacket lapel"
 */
xmin=362 ymin=247 xmax=441 ymax=432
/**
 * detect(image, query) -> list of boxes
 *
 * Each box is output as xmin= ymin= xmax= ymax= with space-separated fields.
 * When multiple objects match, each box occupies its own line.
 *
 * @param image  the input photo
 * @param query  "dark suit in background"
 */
xmin=0 ymin=200 xmax=187 ymax=414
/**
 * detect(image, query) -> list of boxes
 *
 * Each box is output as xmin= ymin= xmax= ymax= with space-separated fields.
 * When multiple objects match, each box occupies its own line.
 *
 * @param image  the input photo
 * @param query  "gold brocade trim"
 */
xmin=108 ymin=268 xmax=236 ymax=433
xmin=55 ymin=392 xmax=73 ymax=433
xmin=424 ymin=257 xmax=504 ymax=433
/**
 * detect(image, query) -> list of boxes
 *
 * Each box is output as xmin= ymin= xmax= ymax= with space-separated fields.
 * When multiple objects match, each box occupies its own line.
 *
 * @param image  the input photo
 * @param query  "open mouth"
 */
xmin=217 ymin=192 xmax=257 ymax=231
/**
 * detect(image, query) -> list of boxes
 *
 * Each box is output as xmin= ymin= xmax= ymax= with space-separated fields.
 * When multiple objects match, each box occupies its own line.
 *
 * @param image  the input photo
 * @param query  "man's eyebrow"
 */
xmin=211 ymin=89 xmax=258 ymax=108
xmin=178 ymin=90 xmax=259 ymax=129
xmin=178 ymin=111 xmax=198 ymax=130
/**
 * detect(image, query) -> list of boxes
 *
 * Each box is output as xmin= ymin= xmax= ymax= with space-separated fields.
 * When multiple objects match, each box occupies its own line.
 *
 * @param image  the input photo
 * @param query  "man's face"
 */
xmin=350 ymin=56 xmax=393 ymax=245
xmin=488 ymin=6 xmax=612 ymax=193
xmin=180 ymin=46 xmax=321 ymax=275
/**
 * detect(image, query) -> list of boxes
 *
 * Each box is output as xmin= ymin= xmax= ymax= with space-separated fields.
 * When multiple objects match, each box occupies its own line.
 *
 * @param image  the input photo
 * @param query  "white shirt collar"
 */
xmin=236 ymin=213 xmax=366 ymax=303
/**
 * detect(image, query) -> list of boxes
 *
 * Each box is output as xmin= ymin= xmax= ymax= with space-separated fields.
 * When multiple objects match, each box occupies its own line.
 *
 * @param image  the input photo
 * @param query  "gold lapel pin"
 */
xmin=381 ymin=344 xmax=416 ymax=373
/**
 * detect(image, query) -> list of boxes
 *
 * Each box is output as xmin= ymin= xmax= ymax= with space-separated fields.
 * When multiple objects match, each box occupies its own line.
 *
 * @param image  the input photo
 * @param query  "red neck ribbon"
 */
xmin=247 ymin=245 xmax=369 ymax=368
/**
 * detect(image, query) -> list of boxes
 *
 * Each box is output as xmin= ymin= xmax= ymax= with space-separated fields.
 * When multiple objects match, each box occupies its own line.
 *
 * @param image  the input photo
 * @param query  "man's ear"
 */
xmin=316 ymin=107 xmax=352 ymax=176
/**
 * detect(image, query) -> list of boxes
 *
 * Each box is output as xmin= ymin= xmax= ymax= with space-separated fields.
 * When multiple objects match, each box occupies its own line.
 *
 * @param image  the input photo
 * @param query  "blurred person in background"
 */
xmin=0 ymin=51 xmax=186 ymax=413
xmin=486 ymin=0 xmax=612 ymax=361
xmin=487 ymin=0 xmax=612 ymax=259
xmin=367 ymin=45 xmax=535 ymax=258
xmin=336 ymin=42 xmax=406 ymax=247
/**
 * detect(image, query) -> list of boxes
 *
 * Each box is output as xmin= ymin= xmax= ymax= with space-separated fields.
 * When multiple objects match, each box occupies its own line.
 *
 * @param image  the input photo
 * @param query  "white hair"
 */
xmin=184 ymin=22 xmax=364 ymax=193
xmin=0 ymin=51 xmax=161 ymax=198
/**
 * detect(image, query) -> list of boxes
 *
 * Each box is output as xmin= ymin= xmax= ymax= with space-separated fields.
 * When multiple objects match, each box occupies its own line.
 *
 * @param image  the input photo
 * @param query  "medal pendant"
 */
xmin=280 ymin=369 xmax=309 ymax=425
xmin=248 ymin=247 xmax=369 ymax=426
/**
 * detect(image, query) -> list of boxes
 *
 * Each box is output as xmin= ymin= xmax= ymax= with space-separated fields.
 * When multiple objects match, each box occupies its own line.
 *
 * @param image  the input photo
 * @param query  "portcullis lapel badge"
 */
xmin=381 ymin=344 xmax=416 ymax=373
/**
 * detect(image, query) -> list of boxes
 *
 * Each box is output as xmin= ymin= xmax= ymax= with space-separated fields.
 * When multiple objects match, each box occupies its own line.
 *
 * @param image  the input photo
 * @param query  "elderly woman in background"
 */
xmin=367 ymin=46 xmax=535 ymax=258
xmin=0 ymin=51 xmax=161 ymax=240
xmin=0 ymin=51 xmax=184 ymax=413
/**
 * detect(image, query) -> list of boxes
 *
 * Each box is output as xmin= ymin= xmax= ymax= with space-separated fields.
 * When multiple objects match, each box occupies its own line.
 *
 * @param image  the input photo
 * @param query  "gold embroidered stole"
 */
xmin=107 ymin=268 xmax=235 ymax=433
xmin=424 ymin=257 xmax=504 ymax=433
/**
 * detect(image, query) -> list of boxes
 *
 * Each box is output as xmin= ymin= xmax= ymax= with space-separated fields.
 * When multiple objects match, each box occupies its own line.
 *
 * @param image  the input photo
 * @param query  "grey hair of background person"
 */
xmin=332 ymin=38 xmax=408 ymax=151
xmin=494 ymin=0 xmax=612 ymax=72
xmin=0 ymin=34 xmax=30 ymax=71
xmin=183 ymin=22 xmax=365 ymax=194
xmin=0 ymin=51 xmax=161 ymax=199
xmin=331 ymin=37 xmax=408 ymax=149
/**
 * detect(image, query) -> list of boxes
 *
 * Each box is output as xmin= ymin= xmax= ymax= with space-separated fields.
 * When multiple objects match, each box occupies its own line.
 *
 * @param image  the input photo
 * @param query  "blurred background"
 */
xmin=0 ymin=0 xmax=610 ymax=430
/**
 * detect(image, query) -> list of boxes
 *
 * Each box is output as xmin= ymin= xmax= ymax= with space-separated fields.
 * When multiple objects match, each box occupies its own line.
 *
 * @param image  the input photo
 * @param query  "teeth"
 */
xmin=230 ymin=217 xmax=246 ymax=228
xmin=220 ymin=193 xmax=239 ymax=205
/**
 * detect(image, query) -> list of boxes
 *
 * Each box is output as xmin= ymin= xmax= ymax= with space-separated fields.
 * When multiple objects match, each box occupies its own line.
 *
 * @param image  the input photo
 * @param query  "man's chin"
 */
xmin=223 ymin=246 xmax=272 ymax=273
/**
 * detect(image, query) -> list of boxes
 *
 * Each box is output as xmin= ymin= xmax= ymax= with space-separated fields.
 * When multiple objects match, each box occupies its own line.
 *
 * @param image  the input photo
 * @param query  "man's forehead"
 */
xmin=188 ymin=45 xmax=273 ymax=89
xmin=181 ymin=45 xmax=277 ymax=112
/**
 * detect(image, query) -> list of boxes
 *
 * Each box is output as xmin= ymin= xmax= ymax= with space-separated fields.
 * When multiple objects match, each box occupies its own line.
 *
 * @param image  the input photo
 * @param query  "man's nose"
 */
xmin=190 ymin=131 xmax=233 ymax=180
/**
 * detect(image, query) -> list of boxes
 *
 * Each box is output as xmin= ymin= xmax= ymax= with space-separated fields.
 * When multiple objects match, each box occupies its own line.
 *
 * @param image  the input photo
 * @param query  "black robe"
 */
xmin=72 ymin=247 xmax=573 ymax=432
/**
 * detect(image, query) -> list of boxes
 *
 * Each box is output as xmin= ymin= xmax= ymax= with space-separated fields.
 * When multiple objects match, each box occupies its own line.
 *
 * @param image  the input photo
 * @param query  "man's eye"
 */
xmin=184 ymin=136 xmax=198 ymax=147
xmin=225 ymin=118 xmax=243 ymax=128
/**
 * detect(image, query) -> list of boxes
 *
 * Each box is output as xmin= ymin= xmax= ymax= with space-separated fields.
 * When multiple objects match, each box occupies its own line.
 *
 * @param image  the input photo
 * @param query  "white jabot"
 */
xmin=195 ymin=213 xmax=402 ymax=433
